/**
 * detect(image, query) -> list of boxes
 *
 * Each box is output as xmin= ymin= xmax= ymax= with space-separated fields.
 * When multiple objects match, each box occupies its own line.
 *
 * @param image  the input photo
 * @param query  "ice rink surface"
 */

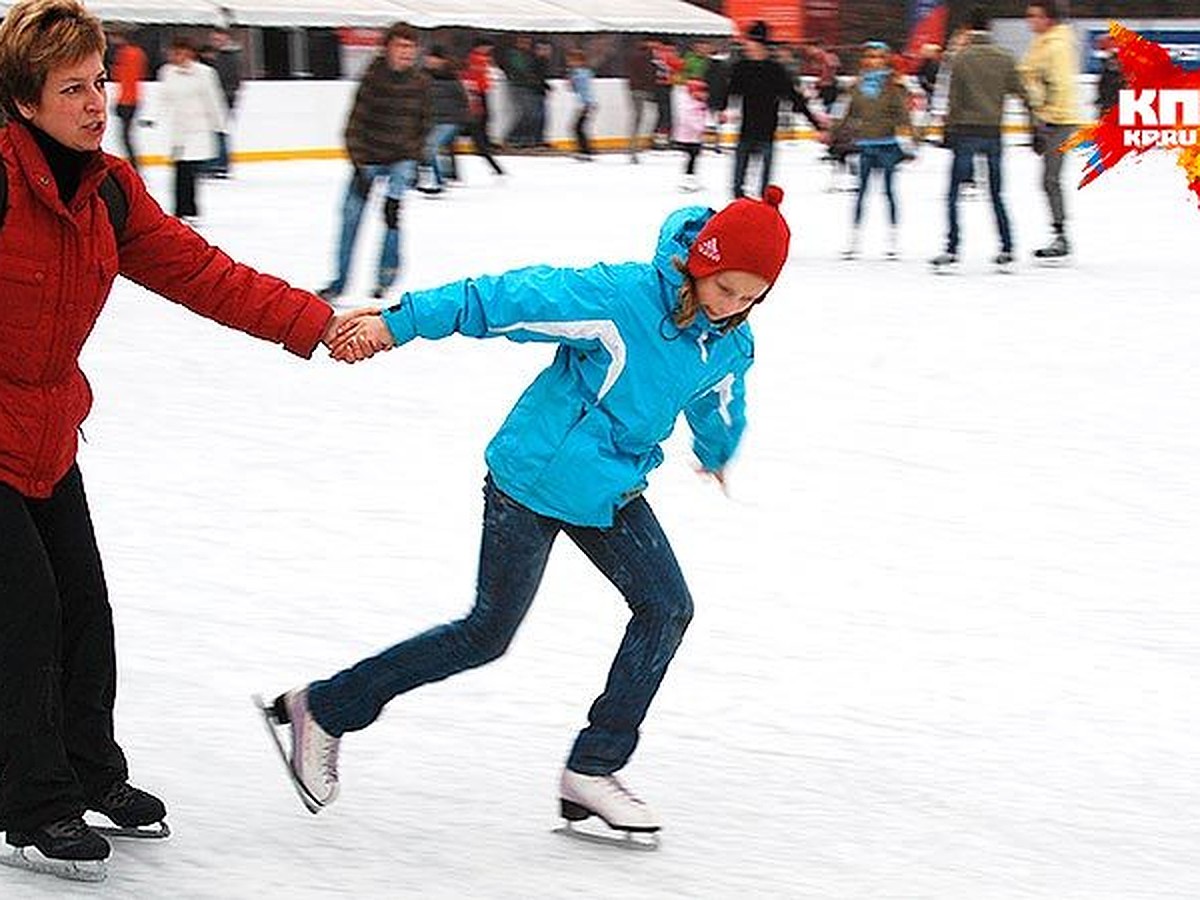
xmin=8 ymin=140 xmax=1200 ymax=898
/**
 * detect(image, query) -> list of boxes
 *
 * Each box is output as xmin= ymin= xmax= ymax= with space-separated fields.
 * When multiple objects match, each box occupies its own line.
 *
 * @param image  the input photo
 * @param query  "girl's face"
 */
xmin=15 ymin=51 xmax=107 ymax=152
xmin=862 ymin=49 xmax=888 ymax=71
xmin=695 ymin=269 xmax=769 ymax=322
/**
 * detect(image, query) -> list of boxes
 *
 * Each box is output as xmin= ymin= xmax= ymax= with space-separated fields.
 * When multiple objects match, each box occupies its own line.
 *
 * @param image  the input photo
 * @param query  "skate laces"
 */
xmin=96 ymin=781 xmax=135 ymax=810
xmin=603 ymin=775 xmax=645 ymax=806
xmin=320 ymin=734 xmax=340 ymax=786
xmin=44 ymin=816 xmax=92 ymax=839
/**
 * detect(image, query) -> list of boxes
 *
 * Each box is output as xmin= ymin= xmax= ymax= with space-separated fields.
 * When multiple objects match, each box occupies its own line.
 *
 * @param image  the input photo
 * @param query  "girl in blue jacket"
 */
xmin=263 ymin=188 xmax=791 ymax=839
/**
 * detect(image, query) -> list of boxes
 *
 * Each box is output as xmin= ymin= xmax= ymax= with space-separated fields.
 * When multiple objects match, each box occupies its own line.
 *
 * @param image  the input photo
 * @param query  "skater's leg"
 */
xmin=758 ymin=139 xmax=775 ymax=198
xmin=376 ymin=161 xmax=415 ymax=293
xmin=307 ymin=475 xmax=559 ymax=735
xmin=882 ymin=155 xmax=898 ymax=227
xmin=0 ymin=475 xmax=89 ymax=832
xmin=327 ymin=165 xmax=375 ymax=295
xmin=854 ymin=145 xmax=876 ymax=226
xmin=946 ymin=139 xmax=974 ymax=254
xmin=732 ymin=139 xmax=751 ymax=197
xmin=1042 ymin=124 xmax=1071 ymax=235
xmin=984 ymin=138 xmax=1013 ymax=253
xmin=26 ymin=466 xmax=128 ymax=800
xmin=563 ymin=498 xmax=693 ymax=775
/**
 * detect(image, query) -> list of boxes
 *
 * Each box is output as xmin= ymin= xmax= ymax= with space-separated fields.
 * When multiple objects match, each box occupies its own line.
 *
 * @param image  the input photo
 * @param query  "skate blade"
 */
xmin=90 ymin=820 xmax=171 ymax=840
xmin=1033 ymin=257 xmax=1071 ymax=268
xmin=252 ymin=694 xmax=325 ymax=815
xmin=0 ymin=846 xmax=107 ymax=882
xmin=553 ymin=821 xmax=660 ymax=851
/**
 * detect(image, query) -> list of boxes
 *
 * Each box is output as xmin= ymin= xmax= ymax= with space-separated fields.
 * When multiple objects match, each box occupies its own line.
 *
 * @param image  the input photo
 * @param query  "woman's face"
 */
xmin=15 ymin=51 xmax=107 ymax=152
xmin=695 ymin=269 xmax=769 ymax=322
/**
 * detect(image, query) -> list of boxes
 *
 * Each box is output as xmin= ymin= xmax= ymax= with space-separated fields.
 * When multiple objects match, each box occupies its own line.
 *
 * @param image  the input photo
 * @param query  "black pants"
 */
xmin=681 ymin=142 xmax=701 ymax=174
xmin=466 ymin=119 xmax=504 ymax=175
xmin=574 ymin=106 xmax=593 ymax=157
xmin=0 ymin=466 xmax=126 ymax=831
xmin=115 ymin=104 xmax=139 ymax=173
xmin=174 ymin=160 xmax=200 ymax=218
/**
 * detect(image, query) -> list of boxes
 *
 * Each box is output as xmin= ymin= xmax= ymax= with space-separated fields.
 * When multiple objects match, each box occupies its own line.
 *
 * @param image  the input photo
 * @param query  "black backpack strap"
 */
xmin=0 ymin=165 xmax=126 ymax=238
xmin=98 ymin=172 xmax=128 ymax=240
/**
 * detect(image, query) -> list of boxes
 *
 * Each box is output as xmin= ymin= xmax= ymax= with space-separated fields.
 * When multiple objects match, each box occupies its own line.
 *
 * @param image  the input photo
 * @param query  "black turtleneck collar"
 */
xmin=22 ymin=119 xmax=92 ymax=206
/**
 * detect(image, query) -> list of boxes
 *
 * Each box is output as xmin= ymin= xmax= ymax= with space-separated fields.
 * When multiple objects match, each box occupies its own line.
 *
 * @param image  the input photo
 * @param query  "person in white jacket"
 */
xmin=157 ymin=37 xmax=225 ymax=221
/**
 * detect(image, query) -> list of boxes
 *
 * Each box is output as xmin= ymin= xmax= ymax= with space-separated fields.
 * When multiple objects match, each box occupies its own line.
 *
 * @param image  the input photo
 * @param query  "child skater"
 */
xmin=673 ymin=78 xmax=708 ymax=192
xmin=262 ymin=188 xmax=792 ymax=842
xmin=839 ymin=41 xmax=912 ymax=260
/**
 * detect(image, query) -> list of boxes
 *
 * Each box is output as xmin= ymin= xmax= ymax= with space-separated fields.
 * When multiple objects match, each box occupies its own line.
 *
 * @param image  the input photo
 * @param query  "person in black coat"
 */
xmin=723 ymin=20 xmax=825 ymax=198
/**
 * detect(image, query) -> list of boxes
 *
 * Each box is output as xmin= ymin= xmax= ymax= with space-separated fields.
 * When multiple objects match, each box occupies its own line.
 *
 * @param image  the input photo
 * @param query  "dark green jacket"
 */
xmin=842 ymin=79 xmax=910 ymax=142
xmin=946 ymin=32 xmax=1027 ymax=138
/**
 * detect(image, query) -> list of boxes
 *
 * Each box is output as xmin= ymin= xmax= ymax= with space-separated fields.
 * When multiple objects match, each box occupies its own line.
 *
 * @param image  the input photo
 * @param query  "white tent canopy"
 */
xmin=213 ymin=0 xmax=404 ymax=28
xmin=40 ymin=1 xmax=220 ymax=23
xmin=551 ymin=0 xmax=732 ymax=36
xmin=387 ymin=0 xmax=598 ymax=33
xmin=1 ymin=0 xmax=732 ymax=35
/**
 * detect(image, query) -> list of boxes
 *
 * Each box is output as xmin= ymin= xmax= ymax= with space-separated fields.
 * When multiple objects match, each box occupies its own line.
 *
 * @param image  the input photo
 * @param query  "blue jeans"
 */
xmin=733 ymin=138 xmax=774 ymax=198
xmin=425 ymin=123 xmax=459 ymax=187
xmin=947 ymin=135 xmax=1011 ymax=254
xmin=307 ymin=475 xmax=694 ymax=775
xmin=327 ymin=160 xmax=416 ymax=295
xmin=855 ymin=143 xmax=903 ymax=226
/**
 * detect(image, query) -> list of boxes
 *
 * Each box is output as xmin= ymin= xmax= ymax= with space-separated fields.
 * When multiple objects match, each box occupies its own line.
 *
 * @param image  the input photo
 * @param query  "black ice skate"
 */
xmin=1 ymin=815 xmax=110 ymax=882
xmin=554 ymin=769 xmax=661 ymax=851
xmin=87 ymin=780 xmax=170 ymax=839
xmin=1033 ymin=234 xmax=1071 ymax=266
xmin=929 ymin=251 xmax=959 ymax=274
xmin=993 ymin=251 xmax=1016 ymax=274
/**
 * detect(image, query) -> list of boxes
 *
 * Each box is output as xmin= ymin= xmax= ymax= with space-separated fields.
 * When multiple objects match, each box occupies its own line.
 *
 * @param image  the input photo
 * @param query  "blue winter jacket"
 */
xmin=381 ymin=206 xmax=754 ymax=527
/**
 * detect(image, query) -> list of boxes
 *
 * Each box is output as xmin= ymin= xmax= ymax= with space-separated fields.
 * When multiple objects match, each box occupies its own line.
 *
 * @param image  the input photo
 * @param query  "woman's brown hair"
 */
xmin=0 ymin=0 xmax=105 ymax=119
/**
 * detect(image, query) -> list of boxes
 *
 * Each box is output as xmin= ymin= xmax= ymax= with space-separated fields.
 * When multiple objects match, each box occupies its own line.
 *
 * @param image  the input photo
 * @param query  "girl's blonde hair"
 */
xmin=0 ymin=0 xmax=105 ymax=119
xmin=671 ymin=259 xmax=753 ymax=333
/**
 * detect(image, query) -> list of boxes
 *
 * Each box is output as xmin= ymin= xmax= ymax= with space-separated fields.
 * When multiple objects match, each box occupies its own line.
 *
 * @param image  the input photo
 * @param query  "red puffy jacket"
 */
xmin=0 ymin=122 xmax=333 ymax=499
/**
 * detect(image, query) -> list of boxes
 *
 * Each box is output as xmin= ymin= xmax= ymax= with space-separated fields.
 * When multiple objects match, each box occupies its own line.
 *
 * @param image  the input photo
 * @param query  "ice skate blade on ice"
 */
xmin=554 ymin=820 xmax=660 ymax=851
xmin=554 ymin=799 xmax=660 ymax=850
xmin=252 ymin=694 xmax=325 ymax=815
xmin=90 ymin=821 xmax=171 ymax=840
xmin=0 ymin=846 xmax=107 ymax=882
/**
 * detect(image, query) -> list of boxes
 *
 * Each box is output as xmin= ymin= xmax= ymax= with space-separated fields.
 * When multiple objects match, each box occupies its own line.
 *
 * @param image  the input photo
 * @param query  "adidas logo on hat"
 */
xmin=696 ymin=236 xmax=721 ymax=262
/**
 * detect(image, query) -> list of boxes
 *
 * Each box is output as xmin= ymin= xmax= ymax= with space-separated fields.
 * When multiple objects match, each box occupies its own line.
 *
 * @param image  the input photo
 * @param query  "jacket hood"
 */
xmin=652 ymin=204 xmax=714 ymax=286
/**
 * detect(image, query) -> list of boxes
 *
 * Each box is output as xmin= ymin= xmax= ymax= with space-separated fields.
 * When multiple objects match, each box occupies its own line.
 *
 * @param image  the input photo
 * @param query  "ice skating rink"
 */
xmin=11 ymin=140 xmax=1200 ymax=898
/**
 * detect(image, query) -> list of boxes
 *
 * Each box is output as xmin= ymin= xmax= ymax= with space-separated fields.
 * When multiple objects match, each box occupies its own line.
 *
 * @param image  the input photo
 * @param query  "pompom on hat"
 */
xmin=686 ymin=185 xmax=791 ymax=286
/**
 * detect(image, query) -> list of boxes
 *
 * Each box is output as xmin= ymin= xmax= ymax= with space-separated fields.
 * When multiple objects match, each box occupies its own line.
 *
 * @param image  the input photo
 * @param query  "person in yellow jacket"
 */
xmin=1020 ymin=1 xmax=1080 ymax=261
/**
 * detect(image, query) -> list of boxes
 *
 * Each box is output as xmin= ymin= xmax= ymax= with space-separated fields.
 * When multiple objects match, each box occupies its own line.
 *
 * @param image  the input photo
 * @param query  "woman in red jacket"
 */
xmin=0 ymin=0 xmax=365 ymax=881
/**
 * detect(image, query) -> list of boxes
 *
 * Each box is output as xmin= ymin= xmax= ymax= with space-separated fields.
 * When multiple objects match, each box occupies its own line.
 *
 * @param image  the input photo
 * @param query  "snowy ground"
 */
xmin=7 ymin=140 xmax=1200 ymax=898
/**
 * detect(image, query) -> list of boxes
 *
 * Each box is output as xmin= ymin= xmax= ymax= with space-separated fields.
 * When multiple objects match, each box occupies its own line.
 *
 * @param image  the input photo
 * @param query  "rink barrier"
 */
xmin=125 ymin=125 xmax=1046 ymax=168
xmin=107 ymin=76 xmax=1091 ymax=168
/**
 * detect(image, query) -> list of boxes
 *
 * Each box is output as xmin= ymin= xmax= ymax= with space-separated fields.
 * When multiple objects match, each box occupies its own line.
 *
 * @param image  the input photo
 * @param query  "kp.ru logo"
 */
xmin=1067 ymin=23 xmax=1200 ymax=205
xmin=1118 ymin=88 xmax=1200 ymax=147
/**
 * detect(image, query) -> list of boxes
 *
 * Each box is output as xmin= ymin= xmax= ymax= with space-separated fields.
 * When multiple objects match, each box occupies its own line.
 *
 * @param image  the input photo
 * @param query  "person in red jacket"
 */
xmin=460 ymin=37 xmax=504 ymax=176
xmin=0 ymin=0 xmax=369 ymax=881
xmin=106 ymin=26 xmax=145 ymax=172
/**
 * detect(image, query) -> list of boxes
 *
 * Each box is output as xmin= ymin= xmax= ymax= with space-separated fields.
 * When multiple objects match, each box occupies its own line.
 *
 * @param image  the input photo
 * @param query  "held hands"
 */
xmin=324 ymin=310 xmax=395 ymax=363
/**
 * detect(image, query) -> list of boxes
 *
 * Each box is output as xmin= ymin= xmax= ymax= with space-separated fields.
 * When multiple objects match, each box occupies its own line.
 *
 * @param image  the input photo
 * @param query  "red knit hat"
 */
xmin=686 ymin=185 xmax=790 ymax=286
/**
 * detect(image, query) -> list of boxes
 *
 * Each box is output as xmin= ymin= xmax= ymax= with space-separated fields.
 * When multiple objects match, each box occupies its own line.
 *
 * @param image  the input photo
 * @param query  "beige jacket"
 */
xmin=1020 ymin=23 xmax=1080 ymax=125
